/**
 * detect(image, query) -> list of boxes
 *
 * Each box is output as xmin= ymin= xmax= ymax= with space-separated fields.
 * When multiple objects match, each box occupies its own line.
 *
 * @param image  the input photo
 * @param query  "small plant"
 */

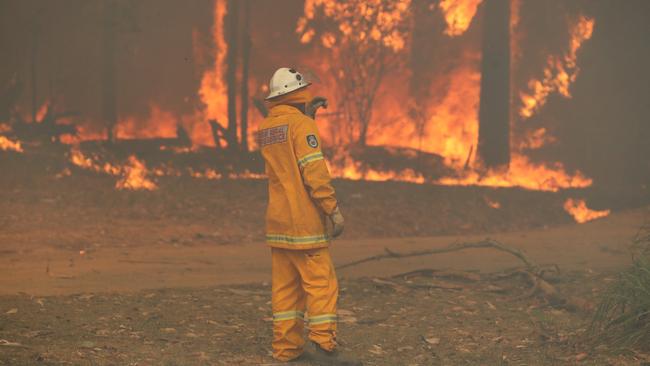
xmin=590 ymin=222 xmax=650 ymax=351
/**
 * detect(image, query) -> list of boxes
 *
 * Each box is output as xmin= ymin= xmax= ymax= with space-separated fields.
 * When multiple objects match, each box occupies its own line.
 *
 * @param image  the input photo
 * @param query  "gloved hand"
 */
xmin=306 ymin=96 xmax=328 ymax=119
xmin=328 ymin=206 xmax=344 ymax=239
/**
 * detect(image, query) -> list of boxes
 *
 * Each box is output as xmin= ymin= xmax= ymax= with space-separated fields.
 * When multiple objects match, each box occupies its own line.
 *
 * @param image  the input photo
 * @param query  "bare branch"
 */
xmin=337 ymin=238 xmax=536 ymax=270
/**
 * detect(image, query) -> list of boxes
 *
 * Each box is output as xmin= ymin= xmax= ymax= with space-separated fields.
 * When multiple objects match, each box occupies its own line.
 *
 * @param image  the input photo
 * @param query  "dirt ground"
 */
xmin=1 ymin=268 xmax=650 ymax=365
xmin=1 ymin=152 xmax=650 ymax=365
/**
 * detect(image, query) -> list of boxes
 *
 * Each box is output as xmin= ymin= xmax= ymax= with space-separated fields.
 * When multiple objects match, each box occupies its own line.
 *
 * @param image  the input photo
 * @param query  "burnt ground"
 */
xmin=1 ymin=150 xmax=650 ymax=365
xmin=2 ymin=149 xmax=646 ymax=251
xmin=2 ymin=272 xmax=650 ymax=365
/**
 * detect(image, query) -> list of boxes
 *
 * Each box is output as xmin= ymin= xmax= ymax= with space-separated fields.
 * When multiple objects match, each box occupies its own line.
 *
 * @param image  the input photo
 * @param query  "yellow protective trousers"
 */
xmin=271 ymin=247 xmax=338 ymax=361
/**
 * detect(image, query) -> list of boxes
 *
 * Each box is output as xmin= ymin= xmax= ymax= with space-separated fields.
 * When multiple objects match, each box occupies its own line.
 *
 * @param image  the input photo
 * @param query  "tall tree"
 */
xmin=478 ymin=0 xmax=511 ymax=168
xmin=102 ymin=0 xmax=118 ymax=142
xmin=225 ymin=0 xmax=239 ymax=152
xmin=296 ymin=1 xmax=411 ymax=147
xmin=239 ymin=0 xmax=251 ymax=152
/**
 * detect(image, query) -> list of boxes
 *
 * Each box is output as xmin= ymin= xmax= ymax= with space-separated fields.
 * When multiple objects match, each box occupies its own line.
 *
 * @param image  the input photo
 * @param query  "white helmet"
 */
xmin=265 ymin=67 xmax=311 ymax=100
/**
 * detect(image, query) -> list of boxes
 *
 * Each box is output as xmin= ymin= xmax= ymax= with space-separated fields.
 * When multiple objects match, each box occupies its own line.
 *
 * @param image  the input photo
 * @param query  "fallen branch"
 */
xmin=0 ymin=339 xmax=29 ymax=348
xmin=340 ymin=238 xmax=591 ymax=312
xmin=337 ymin=238 xmax=536 ymax=270
xmin=392 ymin=268 xmax=481 ymax=282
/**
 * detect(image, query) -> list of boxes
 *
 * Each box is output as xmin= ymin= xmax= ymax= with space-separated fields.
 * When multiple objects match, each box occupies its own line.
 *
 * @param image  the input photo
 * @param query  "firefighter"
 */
xmin=258 ymin=67 xmax=360 ymax=365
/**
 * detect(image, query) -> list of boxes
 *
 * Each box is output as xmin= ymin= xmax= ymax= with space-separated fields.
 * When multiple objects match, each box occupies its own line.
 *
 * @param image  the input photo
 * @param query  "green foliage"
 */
xmin=590 ymin=223 xmax=650 ymax=351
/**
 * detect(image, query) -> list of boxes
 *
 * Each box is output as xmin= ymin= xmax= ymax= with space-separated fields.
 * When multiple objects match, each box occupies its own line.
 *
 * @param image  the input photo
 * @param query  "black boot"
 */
xmin=302 ymin=341 xmax=362 ymax=366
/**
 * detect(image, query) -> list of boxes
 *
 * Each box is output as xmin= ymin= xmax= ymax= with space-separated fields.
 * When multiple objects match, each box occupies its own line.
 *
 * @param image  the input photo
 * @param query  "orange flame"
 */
xmin=439 ymin=0 xmax=483 ymax=36
xmin=115 ymin=155 xmax=158 ymax=191
xmin=0 ymin=136 xmax=23 ymax=152
xmin=563 ymin=198 xmax=610 ymax=223
xmin=198 ymin=0 xmax=228 ymax=127
xmin=437 ymin=155 xmax=592 ymax=192
xmin=55 ymin=2 xmax=597 ymax=196
xmin=69 ymin=148 xmax=157 ymax=190
xmin=35 ymin=100 xmax=50 ymax=122
xmin=517 ymin=127 xmax=557 ymax=150
xmin=69 ymin=148 xmax=95 ymax=170
xmin=485 ymin=196 xmax=501 ymax=209
xmin=328 ymin=155 xmax=425 ymax=184
xmin=115 ymin=104 xmax=178 ymax=140
xmin=68 ymin=147 xmax=264 ymax=188
xmin=369 ymin=64 xmax=481 ymax=167
xmin=519 ymin=15 xmax=595 ymax=119
xmin=190 ymin=168 xmax=222 ymax=180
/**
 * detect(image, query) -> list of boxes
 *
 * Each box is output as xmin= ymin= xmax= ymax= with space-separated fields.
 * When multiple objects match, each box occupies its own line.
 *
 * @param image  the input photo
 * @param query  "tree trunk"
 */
xmin=225 ymin=0 xmax=239 ymax=152
xmin=478 ymin=0 xmax=511 ymax=168
xmin=102 ymin=0 xmax=118 ymax=143
xmin=239 ymin=0 xmax=251 ymax=152
xmin=31 ymin=26 xmax=38 ymax=123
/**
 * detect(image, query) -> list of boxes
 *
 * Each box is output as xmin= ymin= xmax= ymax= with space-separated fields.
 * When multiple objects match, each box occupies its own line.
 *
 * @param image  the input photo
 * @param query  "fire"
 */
xmin=296 ymin=3 xmax=595 ymax=193
xmin=36 ymin=2 xmax=598 ymax=197
xmin=115 ymin=104 xmax=178 ymax=140
xmin=190 ymin=168 xmax=222 ymax=180
xmin=189 ymin=168 xmax=265 ymax=180
xmin=369 ymin=64 xmax=481 ymax=167
xmin=519 ymin=15 xmax=595 ymax=119
xmin=0 ymin=136 xmax=23 ymax=152
xmin=198 ymin=0 xmax=228 ymax=127
xmin=69 ymin=148 xmax=157 ymax=191
xmin=35 ymin=100 xmax=50 ymax=122
xmin=115 ymin=156 xmax=158 ymax=191
xmin=69 ymin=148 xmax=96 ymax=170
xmin=159 ymin=146 xmax=197 ymax=154
xmin=518 ymin=127 xmax=557 ymax=150
xmin=329 ymin=155 xmax=425 ymax=184
xmin=563 ymin=198 xmax=610 ymax=223
xmin=437 ymin=155 xmax=592 ymax=192
xmin=60 ymin=125 xmax=106 ymax=144
xmin=439 ymin=0 xmax=483 ymax=36
xmin=485 ymin=196 xmax=501 ymax=209
xmin=67 ymin=147 xmax=264 ymax=189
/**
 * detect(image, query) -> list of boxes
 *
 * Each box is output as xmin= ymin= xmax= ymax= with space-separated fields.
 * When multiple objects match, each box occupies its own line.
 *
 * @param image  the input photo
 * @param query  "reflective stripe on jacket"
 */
xmin=259 ymin=104 xmax=338 ymax=250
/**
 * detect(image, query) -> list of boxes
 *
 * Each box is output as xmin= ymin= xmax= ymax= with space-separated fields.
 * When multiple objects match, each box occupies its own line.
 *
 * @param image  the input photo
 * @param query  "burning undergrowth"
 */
xmin=63 ymin=141 xmax=265 ymax=191
xmin=0 ymin=0 xmax=622 ymax=223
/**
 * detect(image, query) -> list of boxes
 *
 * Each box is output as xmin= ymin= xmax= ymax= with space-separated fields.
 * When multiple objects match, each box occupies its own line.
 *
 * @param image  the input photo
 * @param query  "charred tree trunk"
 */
xmin=478 ymin=0 xmax=511 ymax=168
xmin=102 ymin=0 xmax=118 ymax=143
xmin=225 ymin=0 xmax=240 ymax=152
xmin=409 ymin=0 xmax=439 ymax=164
xmin=31 ymin=26 xmax=39 ymax=123
xmin=239 ymin=0 xmax=251 ymax=152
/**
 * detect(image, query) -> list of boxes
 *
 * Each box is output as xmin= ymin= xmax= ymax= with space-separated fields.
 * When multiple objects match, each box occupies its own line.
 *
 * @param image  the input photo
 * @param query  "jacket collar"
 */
xmin=269 ymin=104 xmax=302 ymax=117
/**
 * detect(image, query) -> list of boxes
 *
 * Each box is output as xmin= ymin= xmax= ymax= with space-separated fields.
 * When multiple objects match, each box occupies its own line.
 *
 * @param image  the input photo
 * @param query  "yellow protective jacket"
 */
xmin=258 ymin=104 xmax=338 ymax=250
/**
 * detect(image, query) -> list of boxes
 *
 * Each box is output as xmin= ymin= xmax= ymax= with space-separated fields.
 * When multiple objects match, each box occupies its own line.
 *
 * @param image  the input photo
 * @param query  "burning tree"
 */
xmin=204 ymin=0 xmax=252 ymax=153
xmin=297 ymin=0 xmax=412 ymax=146
xmin=102 ymin=0 xmax=138 ymax=143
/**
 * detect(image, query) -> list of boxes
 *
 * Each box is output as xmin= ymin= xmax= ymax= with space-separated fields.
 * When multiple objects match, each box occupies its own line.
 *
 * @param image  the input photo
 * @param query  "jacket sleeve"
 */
xmin=292 ymin=117 xmax=338 ymax=215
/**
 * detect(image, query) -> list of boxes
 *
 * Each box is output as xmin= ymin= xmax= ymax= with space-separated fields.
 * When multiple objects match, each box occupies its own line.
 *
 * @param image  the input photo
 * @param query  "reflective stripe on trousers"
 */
xmin=271 ymin=247 xmax=338 ymax=362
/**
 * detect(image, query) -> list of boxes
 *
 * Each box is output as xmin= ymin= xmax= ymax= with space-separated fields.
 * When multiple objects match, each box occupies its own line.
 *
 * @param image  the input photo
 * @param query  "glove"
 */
xmin=306 ymin=96 xmax=328 ymax=119
xmin=328 ymin=206 xmax=344 ymax=239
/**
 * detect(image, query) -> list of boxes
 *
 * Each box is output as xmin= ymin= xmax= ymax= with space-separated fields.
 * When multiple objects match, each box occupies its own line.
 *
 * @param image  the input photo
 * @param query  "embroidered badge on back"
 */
xmin=257 ymin=125 xmax=288 ymax=147
xmin=306 ymin=134 xmax=319 ymax=148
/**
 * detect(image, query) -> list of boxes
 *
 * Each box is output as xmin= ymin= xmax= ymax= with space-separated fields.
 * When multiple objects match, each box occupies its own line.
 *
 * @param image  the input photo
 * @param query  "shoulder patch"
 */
xmin=257 ymin=125 xmax=288 ymax=147
xmin=306 ymin=134 xmax=319 ymax=148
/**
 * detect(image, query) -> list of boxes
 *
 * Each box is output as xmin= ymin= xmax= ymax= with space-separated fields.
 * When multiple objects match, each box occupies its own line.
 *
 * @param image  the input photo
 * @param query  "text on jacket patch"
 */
xmin=257 ymin=125 xmax=288 ymax=147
